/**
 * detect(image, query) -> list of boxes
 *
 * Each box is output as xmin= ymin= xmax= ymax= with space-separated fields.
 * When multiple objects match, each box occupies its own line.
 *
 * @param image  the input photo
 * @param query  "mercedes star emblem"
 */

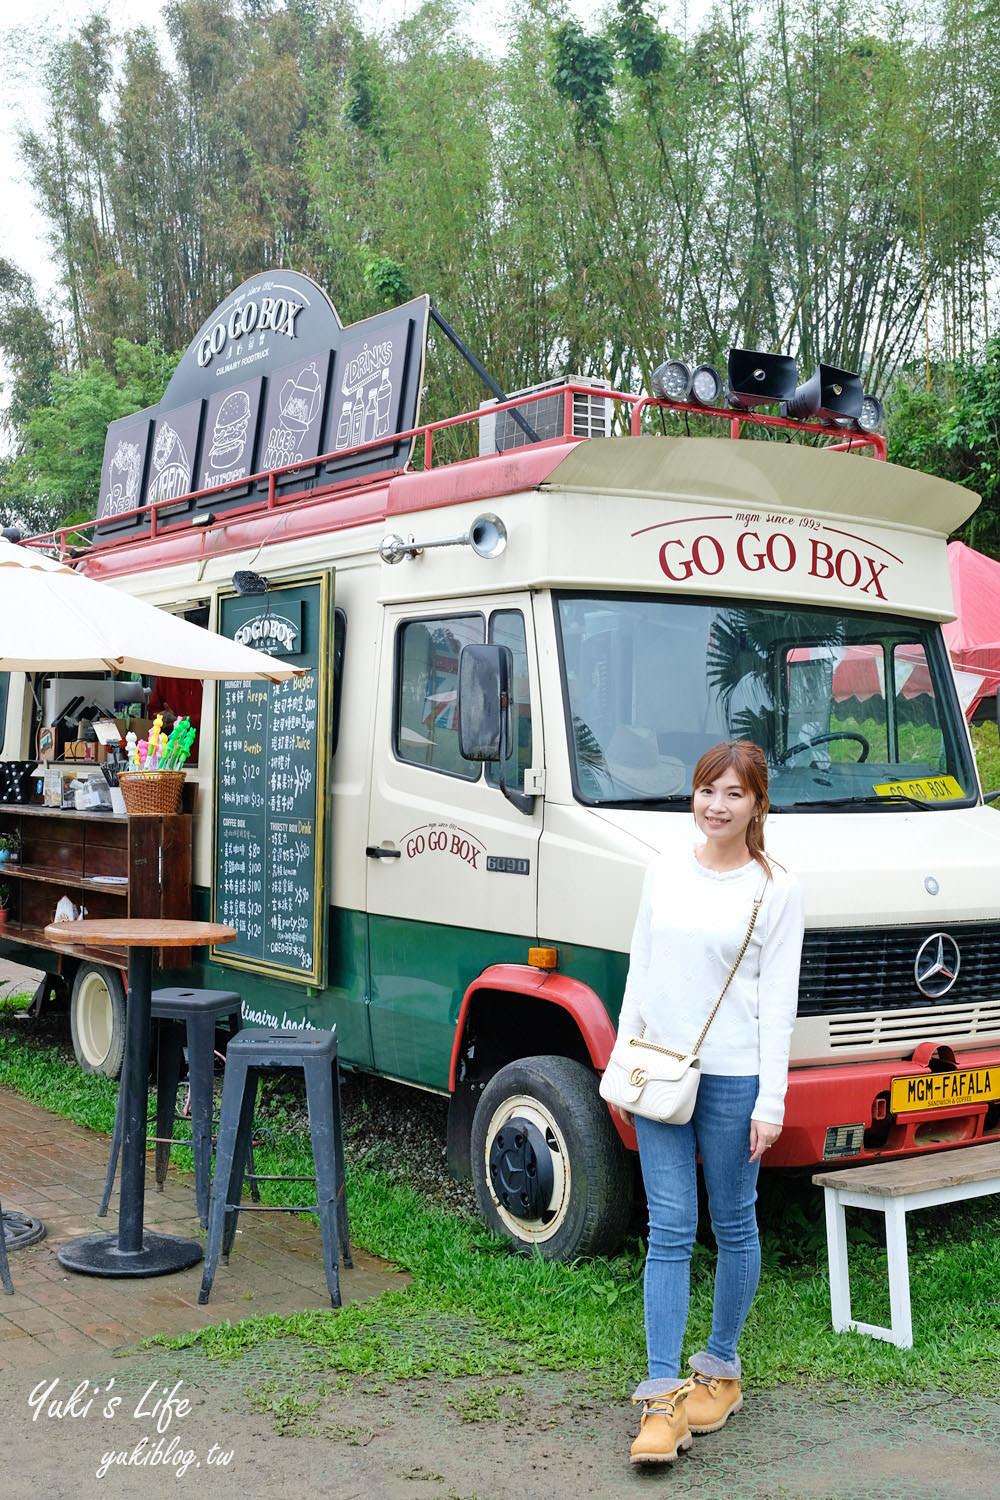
xmin=914 ymin=932 xmax=961 ymax=998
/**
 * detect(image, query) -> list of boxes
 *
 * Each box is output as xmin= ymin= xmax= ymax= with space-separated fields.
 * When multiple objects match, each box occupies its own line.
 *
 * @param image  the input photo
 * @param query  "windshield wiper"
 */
xmin=873 ymin=792 xmax=937 ymax=810
xmin=593 ymin=795 xmax=692 ymax=809
xmin=782 ymin=797 xmax=866 ymax=811
xmin=784 ymin=793 xmax=938 ymax=811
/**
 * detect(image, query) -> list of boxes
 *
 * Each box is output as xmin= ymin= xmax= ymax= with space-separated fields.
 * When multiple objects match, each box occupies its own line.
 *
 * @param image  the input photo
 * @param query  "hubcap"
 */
xmin=481 ymin=1093 xmax=570 ymax=1244
xmin=487 ymin=1115 xmax=555 ymax=1219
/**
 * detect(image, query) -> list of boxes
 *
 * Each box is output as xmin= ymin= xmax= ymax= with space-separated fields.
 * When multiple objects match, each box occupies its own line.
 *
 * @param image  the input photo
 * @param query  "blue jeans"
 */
xmin=633 ymin=1073 xmax=761 ymax=1395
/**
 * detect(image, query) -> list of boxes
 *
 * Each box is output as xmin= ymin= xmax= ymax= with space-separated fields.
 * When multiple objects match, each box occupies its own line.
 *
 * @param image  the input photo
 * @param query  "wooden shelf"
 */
xmin=0 ymin=806 xmax=192 ymax=968
xmin=1 ymin=864 xmax=129 ymax=894
xmin=2 ymin=804 xmax=126 ymax=824
xmin=1 ymin=921 xmax=125 ymax=967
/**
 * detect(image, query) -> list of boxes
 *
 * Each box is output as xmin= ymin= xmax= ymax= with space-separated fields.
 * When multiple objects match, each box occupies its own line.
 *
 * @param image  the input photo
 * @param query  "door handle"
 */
xmin=365 ymin=845 xmax=401 ymax=859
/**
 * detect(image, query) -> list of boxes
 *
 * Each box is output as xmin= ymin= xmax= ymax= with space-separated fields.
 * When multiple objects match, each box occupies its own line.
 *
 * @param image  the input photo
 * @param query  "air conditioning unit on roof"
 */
xmin=478 ymin=376 xmax=613 ymax=457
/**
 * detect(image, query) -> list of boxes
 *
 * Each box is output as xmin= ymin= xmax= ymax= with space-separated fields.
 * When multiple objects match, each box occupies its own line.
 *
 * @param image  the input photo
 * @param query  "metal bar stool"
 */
xmin=100 ymin=987 xmax=253 ymax=1228
xmin=0 ymin=1198 xmax=14 ymax=1294
xmin=198 ymin=1027 xmax=351 ymax=1309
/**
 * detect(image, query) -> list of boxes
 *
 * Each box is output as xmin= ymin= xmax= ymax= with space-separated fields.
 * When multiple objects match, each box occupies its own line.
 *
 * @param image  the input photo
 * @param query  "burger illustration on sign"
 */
xmin=209 ymin=388 xmax=252 ymax=469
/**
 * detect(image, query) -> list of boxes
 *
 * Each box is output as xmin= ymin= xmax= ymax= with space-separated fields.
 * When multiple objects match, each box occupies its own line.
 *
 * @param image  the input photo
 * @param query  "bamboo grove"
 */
xmin=1 ymin=0 xmax=998 ymax=535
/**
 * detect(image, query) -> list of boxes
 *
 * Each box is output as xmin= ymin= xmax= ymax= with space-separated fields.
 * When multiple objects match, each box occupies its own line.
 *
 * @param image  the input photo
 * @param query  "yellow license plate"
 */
xmin=890 ymin=1066 xmax=1000 ymax=1114
xmin=873 ymin=775 xmax=965 ymax=802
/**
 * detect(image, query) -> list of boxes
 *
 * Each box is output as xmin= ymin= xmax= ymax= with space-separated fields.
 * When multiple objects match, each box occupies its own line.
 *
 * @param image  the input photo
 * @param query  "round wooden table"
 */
xmin=44 ymin=918 xmax=237 ymax=1278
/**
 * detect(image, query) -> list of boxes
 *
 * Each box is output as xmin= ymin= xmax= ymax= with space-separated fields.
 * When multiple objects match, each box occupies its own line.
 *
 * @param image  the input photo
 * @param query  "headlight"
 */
xmin=651 ymin=359 xmax=692 ymax=402
xmin=690 ymin=364 xmax=723 ymax=406
xmin=857 ymin=393 xmax=884 ymax=433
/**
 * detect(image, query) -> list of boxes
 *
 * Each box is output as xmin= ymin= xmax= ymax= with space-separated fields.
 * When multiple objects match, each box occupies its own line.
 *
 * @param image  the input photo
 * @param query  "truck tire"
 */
xmin=70 ymin=963 xmax=126 ymax=1078
xmin=471 ymin=1054 xmax=631 ymax=1260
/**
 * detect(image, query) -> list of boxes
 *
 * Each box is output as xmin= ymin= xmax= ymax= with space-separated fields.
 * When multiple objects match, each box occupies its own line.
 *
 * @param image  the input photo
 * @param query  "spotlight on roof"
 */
xmin=726 ymin=348 xmax=798 ymax=409
xmin=650 ymin=359 xmax=692 ymax=402
xmin=650 ymin=359 xmax=725 ymax=407
xmin=834 ymin=391 xmax=884 ymax=435
xmin=689 ymin=364 xmax=724 ymax=406
xmin=784 ymin=364 xmax=863 ymax=422
xmin=857 ymin=392 xmax=884 ymax=433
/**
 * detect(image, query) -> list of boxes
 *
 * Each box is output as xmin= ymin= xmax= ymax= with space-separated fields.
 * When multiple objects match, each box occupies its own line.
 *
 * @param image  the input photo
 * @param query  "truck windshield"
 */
xmin=555 ymin=593 xmax=978 ymax=810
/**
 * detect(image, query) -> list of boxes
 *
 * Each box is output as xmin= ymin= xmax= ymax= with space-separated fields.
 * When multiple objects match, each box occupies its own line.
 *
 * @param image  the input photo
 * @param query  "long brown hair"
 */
xmin=691 ymin=740 xmax=771 ymax=876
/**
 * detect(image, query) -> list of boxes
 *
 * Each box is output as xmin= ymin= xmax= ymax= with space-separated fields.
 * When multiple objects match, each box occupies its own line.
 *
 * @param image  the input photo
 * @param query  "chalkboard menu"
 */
xmin=211 ymin=574 xmax=331 ymax=985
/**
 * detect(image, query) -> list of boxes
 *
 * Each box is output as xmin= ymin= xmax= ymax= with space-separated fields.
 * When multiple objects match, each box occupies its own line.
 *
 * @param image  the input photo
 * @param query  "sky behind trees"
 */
xmin=0 ymin=0 xmax=996 ymax=536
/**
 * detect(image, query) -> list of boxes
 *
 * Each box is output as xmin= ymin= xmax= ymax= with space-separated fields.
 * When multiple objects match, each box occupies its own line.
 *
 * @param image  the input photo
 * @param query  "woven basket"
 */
xmin=118 ymin=769 xmax=186 ymax=815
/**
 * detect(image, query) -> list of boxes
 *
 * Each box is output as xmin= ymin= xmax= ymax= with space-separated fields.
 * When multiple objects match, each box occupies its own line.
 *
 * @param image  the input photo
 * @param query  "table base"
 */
xmin=57 ymin=1231 xmax=203 ymax=1278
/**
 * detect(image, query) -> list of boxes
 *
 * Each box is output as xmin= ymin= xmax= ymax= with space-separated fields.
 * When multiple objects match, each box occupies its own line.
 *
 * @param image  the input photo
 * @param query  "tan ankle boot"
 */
xmin=629 ymin=1388 xmax=693 ymax=1465
xmin=680 ymin=1373 xmax=743 ymax=1433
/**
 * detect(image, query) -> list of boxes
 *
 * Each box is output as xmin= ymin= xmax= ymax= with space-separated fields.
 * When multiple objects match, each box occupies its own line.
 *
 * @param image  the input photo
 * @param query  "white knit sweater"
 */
xmin=617 ymin=847 xmax=805 ymax=1125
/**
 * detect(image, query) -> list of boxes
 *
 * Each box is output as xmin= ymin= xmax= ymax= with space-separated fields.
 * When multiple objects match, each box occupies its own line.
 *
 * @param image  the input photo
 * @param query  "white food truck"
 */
xmin=3 ymin=275 xmax=998 ymax=1260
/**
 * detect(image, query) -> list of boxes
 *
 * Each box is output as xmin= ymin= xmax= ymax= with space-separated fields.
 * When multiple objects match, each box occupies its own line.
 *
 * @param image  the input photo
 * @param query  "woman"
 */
xmin=612 ymin=740 xmax=804 ymax=1466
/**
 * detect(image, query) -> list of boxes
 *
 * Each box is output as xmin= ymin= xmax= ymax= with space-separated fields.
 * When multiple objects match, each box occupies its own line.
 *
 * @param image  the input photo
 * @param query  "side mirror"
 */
xmin=458 ymin=643 xmax=508 ymax=762
xmin=457 ymin=643 xmax=534 ymax=815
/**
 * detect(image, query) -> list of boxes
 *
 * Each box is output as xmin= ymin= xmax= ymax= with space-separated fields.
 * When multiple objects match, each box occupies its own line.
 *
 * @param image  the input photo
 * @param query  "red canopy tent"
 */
xmin=788 ymin=541 xmax=1000 ymax=716
xmin=943 ymin=540 xmax=1000 ymax=716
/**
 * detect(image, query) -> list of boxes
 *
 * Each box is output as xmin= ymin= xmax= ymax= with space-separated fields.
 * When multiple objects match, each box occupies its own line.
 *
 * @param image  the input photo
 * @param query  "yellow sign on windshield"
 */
xmin=872 ymin=775 xmax=965 ymax=802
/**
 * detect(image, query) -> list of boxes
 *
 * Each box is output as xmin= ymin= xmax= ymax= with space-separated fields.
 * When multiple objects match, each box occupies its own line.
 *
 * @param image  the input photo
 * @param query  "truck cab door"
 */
xmin=366 ymin=596 xmax=541 ymax=1087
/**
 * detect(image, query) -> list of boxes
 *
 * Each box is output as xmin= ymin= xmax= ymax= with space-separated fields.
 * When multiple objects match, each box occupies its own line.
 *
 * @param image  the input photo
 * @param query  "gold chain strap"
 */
xmin=630 ymin=873 xmax=767 ymax=1062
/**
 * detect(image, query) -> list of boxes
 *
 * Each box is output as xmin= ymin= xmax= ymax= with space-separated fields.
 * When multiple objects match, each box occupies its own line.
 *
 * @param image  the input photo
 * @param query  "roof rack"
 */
xmin=27 ymin=381 xmax=886 ymax=561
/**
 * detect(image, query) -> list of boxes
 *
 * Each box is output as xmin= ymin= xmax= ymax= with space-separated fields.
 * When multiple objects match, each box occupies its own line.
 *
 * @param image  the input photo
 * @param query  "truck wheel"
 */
xmin=70 ymin=964 xmax=126 ymax=1078
xmin=471 ymin=1054 xmax=630 ymax=1260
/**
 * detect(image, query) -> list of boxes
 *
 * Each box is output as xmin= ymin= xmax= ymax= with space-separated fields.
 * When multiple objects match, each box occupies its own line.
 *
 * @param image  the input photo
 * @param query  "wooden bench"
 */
xmin=812 ymin=1140 xmax=1000 ymax=1349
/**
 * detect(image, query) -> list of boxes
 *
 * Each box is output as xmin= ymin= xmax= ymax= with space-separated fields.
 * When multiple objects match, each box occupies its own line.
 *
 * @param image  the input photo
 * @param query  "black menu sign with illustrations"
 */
xmin=256 ymin=350 xmax=333 ymax=496
xmin=145 ymin=399 xmax=203 ymax=519
xmin=212 ymin=575 xmax=331 ymax=986
xmin=194 ymin=375 xmax=265 ymax=510
xmin=94 ymin=271 xmax=429 ymax=540
xmin=322 ymin=299 xmax=425 ymax=483
xmin=96 ymin=412 xmax=154 ymax=532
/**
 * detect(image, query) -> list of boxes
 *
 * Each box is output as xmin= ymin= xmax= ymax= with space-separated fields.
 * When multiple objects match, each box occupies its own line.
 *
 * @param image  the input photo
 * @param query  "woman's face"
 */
xmin=692 ymin=770 xmax=758 ymax=849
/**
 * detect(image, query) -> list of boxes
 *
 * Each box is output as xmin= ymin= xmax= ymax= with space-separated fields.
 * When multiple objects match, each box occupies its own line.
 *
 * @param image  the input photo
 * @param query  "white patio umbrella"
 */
xmin=0 ymin=539 xmax=298 ymax=682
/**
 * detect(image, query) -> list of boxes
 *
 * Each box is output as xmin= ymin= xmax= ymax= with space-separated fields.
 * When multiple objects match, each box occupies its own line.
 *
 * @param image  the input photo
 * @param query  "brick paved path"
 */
xmin=0 ymin=1085 xmax=403 ymax=1367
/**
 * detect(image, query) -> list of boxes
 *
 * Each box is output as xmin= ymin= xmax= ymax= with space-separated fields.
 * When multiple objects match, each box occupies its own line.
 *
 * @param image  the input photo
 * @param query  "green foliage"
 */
xmin=364 ymin=256 xmax=412 ymax=306
xmin=614 ymin=0 xmax=666 ymax=80
xmin=4 ymin=1022 xmax=1000 ymax=1395
xmin=886 ymin=382 xmax=952 ymax=477
xmin=550 ymin=21 xmax=615 ymax=135
xmin=888 ymin=340 xmax=1000 ymax=554
xmin=0 ymin=258 xmax=61 ymax=442
xmin=971 ymin=721 xmax=1000 ymax=795
xmin=344 ymin=53 xmax=385 ymax=137
xmin=2 ymin=0 xmax=999 ymax=511
xmin=0 ymin=991 xmax=32 ymax=1014
xmin=2 ymin=338 xmax=179 ymax=536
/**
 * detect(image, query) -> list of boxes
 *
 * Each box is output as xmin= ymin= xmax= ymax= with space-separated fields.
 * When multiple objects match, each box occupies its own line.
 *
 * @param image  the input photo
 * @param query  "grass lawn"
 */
xmin=2 ymin=1027 xmax=999 ymax=1398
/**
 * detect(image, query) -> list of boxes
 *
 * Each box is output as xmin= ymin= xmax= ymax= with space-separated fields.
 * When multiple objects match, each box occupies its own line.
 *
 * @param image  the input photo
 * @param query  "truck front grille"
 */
xmin=798 ymin=921 xmax=1000 ymax=1017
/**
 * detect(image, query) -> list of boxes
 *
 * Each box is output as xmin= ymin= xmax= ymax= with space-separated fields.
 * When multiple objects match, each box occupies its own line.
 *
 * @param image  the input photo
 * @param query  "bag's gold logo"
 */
xmin=629 ymin=1067 xmax=648 ymax=1088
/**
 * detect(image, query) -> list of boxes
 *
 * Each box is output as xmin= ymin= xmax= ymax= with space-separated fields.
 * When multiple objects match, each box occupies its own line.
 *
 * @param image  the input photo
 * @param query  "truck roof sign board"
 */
xmin=95 ymin=271 xmax=429 ymax=535
xmin=96 ymin=413 xmax=154 ymax=526
xmin=145 ymin=399 xmax=204 ymax=519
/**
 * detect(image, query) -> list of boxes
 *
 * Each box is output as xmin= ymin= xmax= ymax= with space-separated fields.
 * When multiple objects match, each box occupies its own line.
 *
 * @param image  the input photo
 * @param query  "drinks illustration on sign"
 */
xmin=147 ymin=423 xmax=192 ymax=504
xmin=261 ymin=360 xmax=323 ymax=469
xmin=104 ymin=440 xmax=143 ymax=517
xmin=334 ymin=341 xmax=394 ymax=451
